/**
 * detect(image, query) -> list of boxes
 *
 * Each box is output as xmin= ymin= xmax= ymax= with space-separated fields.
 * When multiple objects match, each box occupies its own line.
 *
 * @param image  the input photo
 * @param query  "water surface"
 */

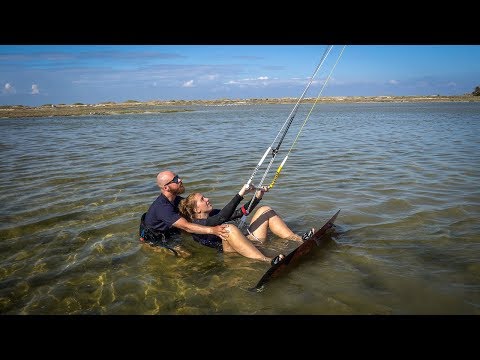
xmin=1 ymin=102 xmax=479 ymax=314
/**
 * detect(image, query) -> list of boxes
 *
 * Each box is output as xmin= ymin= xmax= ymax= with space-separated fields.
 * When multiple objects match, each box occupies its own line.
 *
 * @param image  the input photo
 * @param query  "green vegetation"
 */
xmin=472 ymin=86 xmax=480 ymax=96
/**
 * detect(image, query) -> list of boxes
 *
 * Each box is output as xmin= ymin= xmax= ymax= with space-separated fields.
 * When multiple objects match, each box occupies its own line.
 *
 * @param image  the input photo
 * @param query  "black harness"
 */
xmin=139 ymin=213 xmax=179 ymax=257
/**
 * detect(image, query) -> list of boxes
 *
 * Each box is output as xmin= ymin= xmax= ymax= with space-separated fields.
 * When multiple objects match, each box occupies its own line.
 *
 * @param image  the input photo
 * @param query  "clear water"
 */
xmin=1 ymin=102 xmax=479 ymax=314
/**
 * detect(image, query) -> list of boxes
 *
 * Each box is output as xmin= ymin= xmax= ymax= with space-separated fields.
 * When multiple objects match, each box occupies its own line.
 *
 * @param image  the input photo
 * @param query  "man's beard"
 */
xmin=172 ymin=184 xmax=185 ymax=195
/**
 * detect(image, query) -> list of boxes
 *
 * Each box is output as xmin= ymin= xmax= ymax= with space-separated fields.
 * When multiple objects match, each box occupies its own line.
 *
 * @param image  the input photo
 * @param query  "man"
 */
xmin=140 ymin=170 xmax=229 ymax=257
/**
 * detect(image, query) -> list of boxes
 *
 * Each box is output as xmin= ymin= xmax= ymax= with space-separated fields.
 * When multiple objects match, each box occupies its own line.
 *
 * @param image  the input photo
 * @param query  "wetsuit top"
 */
xmin=191 ymin=193 xmax=261 ymax=250
xmin=144 ymin=193 xmax=184 ymax=236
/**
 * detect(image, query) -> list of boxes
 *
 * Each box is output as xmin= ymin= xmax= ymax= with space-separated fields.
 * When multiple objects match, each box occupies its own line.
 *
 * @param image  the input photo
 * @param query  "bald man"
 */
xmin=140 ymin=170 xmax=228 ymax=256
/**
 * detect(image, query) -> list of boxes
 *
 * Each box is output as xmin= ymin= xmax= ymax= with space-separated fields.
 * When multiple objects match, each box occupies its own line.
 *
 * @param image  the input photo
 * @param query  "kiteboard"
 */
xmin=253 ymin=209 xmax=340 ymax=291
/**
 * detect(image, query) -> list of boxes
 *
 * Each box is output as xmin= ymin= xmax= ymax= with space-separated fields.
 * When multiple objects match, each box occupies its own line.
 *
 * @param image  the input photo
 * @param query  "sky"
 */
xmin=1 ymin=45 xmax=479 ymax=107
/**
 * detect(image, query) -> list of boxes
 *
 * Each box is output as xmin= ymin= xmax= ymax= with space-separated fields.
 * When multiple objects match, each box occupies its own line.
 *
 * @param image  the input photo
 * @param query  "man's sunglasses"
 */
xmin=164 ymin=174 xmax=180 ymax=186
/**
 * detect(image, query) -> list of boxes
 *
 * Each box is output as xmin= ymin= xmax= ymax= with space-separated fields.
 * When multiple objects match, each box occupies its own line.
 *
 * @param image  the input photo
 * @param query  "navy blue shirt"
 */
xmin=144 ymin=193 xmax=184 ymax=234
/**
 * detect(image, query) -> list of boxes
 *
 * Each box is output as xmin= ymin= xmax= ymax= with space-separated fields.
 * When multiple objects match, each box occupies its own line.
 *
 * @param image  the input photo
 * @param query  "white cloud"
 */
xmin=182 ymin=80 xmax=194 ymax=88
xmin=31 ymin=84 xmax=39 ymax=94
xmin=388 ymin=79 xmax=399 ymax=85
xmin=204 ymin=74 xmax=219 ymax=81
xmin=4 ymin=83 xmax=15 ymax=94
xmin=222 ymin=74 xmax=341 ymax=91
xmin=241 ymin=76 xmax=270 ymax=81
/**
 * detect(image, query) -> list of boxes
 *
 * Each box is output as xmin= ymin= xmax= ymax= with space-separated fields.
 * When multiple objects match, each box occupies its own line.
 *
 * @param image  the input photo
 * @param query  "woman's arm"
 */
xmin=205 ymin=194 xmax=243 ymax=226
xmin=229 ymin=186 xmax=268 ymax=220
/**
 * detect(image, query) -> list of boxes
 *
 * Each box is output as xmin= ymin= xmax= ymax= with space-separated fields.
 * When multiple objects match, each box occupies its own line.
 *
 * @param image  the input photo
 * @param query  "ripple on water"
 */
xmin=1 ymin=103 xmax=480 ymax=314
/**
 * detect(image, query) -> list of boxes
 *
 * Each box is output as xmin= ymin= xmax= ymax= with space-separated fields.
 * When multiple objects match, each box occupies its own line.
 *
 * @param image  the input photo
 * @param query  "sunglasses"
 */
xmin=164 ymin=174 xmax=180 ymax=186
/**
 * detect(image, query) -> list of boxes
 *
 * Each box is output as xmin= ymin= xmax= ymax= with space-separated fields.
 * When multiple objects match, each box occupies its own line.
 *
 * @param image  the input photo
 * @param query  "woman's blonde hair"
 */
xmin=178 ymin=193 xmax=200 ymax=222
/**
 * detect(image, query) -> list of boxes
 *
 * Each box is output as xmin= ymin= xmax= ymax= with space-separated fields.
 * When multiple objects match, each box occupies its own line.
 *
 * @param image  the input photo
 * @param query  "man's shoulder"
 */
xmin=153 ymin=193 xmax=173 ymax=204
xmin=151 ymin=194 xmax=184 ymax=210
xmin=149 ymin=194 xmax=170 ymax=210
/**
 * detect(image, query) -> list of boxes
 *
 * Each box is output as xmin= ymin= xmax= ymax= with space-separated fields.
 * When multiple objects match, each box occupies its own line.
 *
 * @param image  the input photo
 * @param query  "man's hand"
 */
xmin=212 ymin=224 xmax=229 ymax=240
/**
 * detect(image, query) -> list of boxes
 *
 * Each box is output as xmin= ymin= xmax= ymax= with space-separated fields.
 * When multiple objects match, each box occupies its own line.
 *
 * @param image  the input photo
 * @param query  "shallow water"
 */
xmin=1 ymin=102 xmax=479 ymax=314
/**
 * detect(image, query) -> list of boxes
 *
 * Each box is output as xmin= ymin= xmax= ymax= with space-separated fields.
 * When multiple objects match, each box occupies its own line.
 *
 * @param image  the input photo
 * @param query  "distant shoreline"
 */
xmin=1 ymin=95 xmax=479 ymax=119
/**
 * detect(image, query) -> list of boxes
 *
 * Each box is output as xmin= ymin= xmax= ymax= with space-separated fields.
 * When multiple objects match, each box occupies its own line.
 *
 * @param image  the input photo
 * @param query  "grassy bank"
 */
xmin=1 ymin=95 xmax=479 ymax=119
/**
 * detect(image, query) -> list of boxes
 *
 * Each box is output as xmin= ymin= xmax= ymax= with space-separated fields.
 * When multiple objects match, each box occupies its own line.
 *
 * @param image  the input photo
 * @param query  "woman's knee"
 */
xmin=255 ymin=206 xmax=272 ymax=214
xmin=226 ymin=223 xmax=241 ymax=234
xmin=252 ymin=207 xmax=277 ymax=223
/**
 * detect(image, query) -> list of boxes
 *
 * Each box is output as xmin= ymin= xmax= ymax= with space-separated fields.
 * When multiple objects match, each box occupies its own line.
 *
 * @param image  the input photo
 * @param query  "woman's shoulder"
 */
xmin=193 ymin=218 xmax=207 ymax=225
xmin=210 ymin=209 xmax=221 ymax=216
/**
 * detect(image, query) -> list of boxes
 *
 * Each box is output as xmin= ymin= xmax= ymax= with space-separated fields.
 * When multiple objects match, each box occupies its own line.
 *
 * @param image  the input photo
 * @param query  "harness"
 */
xmin=139 ymin=213 xmax=179 ymax=257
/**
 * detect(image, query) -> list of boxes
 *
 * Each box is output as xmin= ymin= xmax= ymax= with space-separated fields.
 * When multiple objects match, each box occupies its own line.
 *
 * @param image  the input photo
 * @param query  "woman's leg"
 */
xmin=248 ymin=206 xmax=304 ymax=242
xmin=221 ymin=224 xmax=272 ymax=262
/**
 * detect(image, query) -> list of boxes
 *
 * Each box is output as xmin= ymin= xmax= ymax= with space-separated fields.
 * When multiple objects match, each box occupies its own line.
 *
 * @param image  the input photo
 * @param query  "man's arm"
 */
xmin=172 ymin=217 xmax=228 ymax=239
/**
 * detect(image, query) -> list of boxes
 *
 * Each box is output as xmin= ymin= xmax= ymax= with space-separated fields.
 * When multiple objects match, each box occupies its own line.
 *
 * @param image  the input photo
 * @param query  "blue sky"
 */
xmin=1 ymin=45 xmax=479 ymax=106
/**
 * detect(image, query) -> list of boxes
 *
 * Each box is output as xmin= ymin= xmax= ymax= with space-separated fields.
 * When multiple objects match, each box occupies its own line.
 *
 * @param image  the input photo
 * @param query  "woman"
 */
xmin=178 ymin=183 xmax=314 ymax=264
